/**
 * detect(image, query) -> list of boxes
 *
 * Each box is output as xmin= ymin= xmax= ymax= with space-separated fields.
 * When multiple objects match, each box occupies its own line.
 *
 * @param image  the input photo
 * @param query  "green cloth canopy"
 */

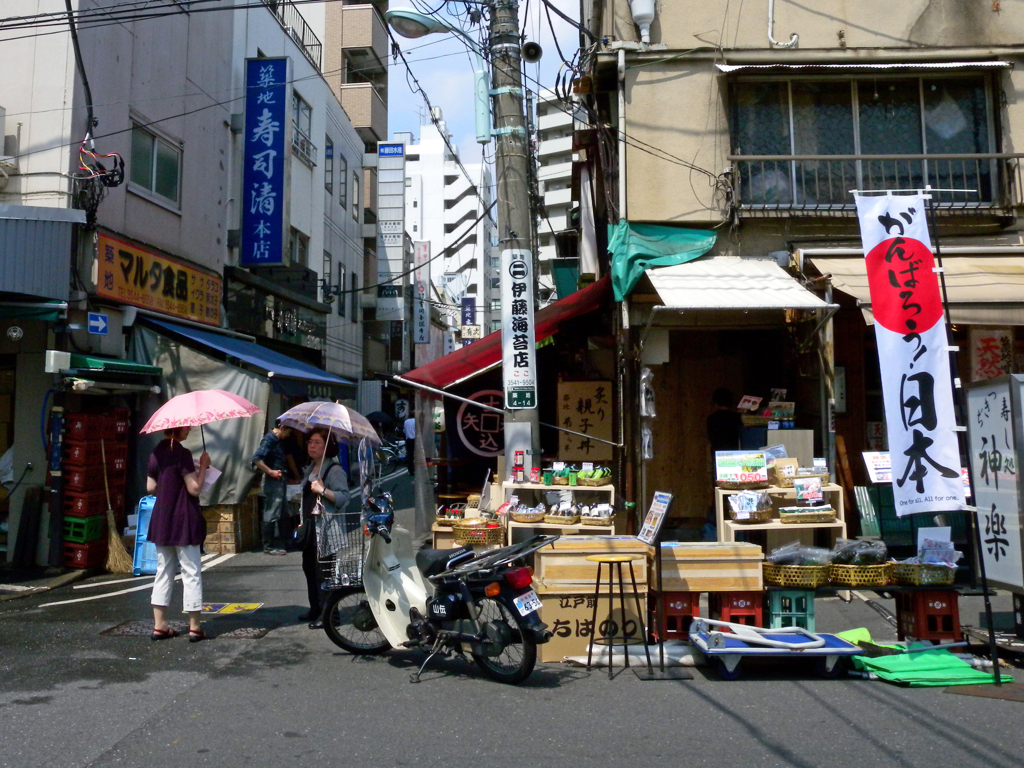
xmin=607 ymin=220 xmax=717 ymax=302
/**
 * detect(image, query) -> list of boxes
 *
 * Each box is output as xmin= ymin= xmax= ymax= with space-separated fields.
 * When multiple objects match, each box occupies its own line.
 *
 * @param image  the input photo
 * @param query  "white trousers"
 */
xmin=151 ymin=544 xmax=203 ymax=613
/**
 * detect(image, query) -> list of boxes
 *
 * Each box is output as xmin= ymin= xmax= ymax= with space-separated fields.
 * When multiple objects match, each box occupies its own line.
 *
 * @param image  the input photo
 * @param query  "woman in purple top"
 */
xmin=147 ymin=426 xmax=210 ymax=642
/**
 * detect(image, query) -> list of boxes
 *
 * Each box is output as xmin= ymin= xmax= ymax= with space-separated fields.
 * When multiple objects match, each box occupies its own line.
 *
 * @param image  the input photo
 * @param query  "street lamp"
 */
xmin=384 ymin=9 xmax=490 ymax=144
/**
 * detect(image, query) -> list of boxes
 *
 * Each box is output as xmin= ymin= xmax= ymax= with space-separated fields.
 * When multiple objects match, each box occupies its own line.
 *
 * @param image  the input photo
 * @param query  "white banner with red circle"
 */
xmin=856 ymin=193 xmax=965 ymax=516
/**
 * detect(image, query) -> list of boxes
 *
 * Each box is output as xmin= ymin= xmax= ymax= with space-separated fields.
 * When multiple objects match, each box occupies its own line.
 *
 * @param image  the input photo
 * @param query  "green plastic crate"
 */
xmin=63 ymin=514 xmax=105 ymax=544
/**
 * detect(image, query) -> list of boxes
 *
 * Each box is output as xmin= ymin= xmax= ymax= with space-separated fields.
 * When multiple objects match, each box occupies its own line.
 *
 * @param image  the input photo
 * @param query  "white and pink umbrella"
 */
xmin=140 ymin=389 xmax=261 ymax=449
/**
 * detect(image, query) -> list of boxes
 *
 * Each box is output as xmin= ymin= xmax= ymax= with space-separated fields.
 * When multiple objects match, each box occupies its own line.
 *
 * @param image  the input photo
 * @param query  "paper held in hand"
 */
xmin=202 ymin=466 xmax=222 ymax=492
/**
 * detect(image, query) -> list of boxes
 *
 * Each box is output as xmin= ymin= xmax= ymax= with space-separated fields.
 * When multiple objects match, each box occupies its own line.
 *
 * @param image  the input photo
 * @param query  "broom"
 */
xmin=100 ymin=439 xmax=134 ymax=573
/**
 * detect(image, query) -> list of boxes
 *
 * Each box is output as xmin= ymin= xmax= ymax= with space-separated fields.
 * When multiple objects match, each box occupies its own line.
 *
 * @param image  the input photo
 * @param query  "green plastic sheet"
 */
xmin=856 ymin=650 xmax=1014 ymax=687
xmin=607 ymin=221 xmax=716 ymax=302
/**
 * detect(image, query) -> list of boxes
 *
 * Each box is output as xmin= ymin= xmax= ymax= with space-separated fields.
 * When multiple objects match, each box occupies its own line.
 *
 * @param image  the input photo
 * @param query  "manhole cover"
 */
xmin=101 ymin=620 xmax=273 ymax=639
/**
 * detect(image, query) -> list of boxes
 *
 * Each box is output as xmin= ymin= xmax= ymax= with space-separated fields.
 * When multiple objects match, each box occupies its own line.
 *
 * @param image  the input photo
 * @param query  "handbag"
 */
xmin=295 ymin=492 xmax=325 ymax=548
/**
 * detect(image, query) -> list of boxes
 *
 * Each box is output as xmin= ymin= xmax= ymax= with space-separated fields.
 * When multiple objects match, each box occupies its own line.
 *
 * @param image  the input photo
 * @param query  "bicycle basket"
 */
xmin=317 ymin=510 xmax=364 ymax=588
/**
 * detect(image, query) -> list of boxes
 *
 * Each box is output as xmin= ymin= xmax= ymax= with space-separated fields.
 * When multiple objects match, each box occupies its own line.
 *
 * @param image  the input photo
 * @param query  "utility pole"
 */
xmin=490 ymin=0 xmax=541 ymax=472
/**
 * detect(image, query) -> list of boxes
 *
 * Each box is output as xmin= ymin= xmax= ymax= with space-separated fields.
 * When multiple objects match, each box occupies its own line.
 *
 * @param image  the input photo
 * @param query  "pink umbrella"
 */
xmin=140 ymin=389 xmax=262 ymax=449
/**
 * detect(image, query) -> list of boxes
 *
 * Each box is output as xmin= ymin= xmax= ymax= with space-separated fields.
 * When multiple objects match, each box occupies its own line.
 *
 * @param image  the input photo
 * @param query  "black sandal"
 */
xmin=188 ymin=628 xmax=207 ymax=643
xmin=151 ymin=627 xmax=179 ymax=641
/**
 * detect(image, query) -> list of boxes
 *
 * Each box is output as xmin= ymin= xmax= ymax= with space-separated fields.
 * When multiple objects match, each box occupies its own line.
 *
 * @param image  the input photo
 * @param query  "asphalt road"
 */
xmin=2 ymin=472 xmax=1022 ymax=768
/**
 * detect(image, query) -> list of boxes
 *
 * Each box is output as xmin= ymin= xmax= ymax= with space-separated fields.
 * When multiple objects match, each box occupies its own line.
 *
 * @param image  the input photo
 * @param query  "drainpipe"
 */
xmin=768 ymin=0 xmax=798 ymax=48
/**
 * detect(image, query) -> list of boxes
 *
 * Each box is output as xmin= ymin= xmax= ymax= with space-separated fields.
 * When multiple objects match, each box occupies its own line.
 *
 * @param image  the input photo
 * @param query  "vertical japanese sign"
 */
xmin=376 ymin=142 xmax=406 ymax=321
xmin=557 ymin=381 xmax=613 ymax=461
xmin=413 ymin=241 xmax=430 ymax=344
xmin=970 ymin=328 xmax=1013 ymax=381
xmin=855 ymin=193 xmax=964 ymax=516
xmin=966 ymin=379 xmax=1024 ymax=591
xmin=459 ymin=298 xmax=475 ymax=347
xmin=500 ymin=248 xmax=537 ymax=409
xmin=241 ymin=57 xmax=288 ymax=266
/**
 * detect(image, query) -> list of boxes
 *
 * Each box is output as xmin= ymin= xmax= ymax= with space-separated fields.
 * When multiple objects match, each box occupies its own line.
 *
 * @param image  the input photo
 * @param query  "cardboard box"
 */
xmin=534 ymin=580 xmax=647 ymax=663
xmin=648 ymin=542 xmax=763 ymax=592
xmin=534 ymin=536 xmax=649 ymax=588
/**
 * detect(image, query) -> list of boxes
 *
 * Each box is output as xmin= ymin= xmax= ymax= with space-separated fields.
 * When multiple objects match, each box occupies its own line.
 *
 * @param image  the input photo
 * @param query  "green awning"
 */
xmin=66 ymin=354 xmax=162 ymax=376
xmin=0 ymin=301 xmax=66 ymax=322
xmin=607 ymin=221 xmax=717 ymax=301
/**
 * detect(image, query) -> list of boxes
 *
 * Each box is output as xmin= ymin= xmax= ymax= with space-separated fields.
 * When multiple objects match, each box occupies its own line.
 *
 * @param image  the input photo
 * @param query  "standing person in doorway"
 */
xmin=147 ymin=426 xmax=210 ymax=642
xmin=297 ymin=427 xmax=350 ymax=626
xmin=403 ymin=410 xmax=416 ymax=473
xmin=251 ymin=419 xmax=293 ymax=555
xmin=706 ymin=387 xmax=742 ymax=456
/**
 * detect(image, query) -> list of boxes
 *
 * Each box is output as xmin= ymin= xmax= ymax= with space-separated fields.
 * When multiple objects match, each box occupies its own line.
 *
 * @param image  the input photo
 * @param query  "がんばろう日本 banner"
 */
xmin=855 ymin=193 xmax=964 ymax=516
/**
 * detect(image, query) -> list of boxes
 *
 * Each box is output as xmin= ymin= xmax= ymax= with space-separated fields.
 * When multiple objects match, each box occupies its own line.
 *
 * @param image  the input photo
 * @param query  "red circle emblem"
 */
xmin=865 ymin=237 xmax=943 ymax=334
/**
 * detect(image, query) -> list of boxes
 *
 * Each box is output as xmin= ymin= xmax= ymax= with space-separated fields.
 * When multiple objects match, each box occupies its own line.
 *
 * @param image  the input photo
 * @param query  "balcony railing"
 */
xmin=729 ymin=153 xmax=1024 ymax=215
xmin=291 ymin=126 xmax=317 ymax=167
xmin=262 ymin=0 xmax=323 ymax=72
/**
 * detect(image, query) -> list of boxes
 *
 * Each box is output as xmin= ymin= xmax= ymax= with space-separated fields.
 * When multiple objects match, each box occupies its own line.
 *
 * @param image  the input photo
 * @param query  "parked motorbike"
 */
xmin=319 ymin=493 xmax=558 ymax=684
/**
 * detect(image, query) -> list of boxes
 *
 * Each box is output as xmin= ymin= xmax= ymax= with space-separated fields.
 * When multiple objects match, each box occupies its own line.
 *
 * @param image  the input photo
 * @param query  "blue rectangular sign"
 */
xmin=240 ymin=58 xmax=288 ymax=266
xmin=87 ymin=312 xmax=108 ymax=335
xmin=378 ymin=143 xmax=404 ymax=157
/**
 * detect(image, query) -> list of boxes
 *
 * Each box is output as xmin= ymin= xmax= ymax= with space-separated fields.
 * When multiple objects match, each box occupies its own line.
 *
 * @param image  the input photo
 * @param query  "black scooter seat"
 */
xmin=416 ymin=545 xmax=475 ymax=577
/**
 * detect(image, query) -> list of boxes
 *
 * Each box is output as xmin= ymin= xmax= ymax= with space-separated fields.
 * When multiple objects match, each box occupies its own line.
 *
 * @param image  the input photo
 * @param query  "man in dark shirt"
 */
xmin=251 ymin=420 xmax=293 ymax=555
xmin=707 ymin=388 xmax=742 ymax=455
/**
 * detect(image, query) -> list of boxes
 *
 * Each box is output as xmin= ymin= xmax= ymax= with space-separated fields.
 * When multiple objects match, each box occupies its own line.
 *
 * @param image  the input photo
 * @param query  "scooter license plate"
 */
xmin=513 ymin=590 xmax=542 ymax=617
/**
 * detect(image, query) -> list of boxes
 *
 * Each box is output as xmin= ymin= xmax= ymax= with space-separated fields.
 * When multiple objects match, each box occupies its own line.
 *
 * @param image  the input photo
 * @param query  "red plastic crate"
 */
xmin=896 ymin=590 xmax=962 ymax=643
xmin=63 ymin=539 xmax=108 ymax=568
xmin=708 ymin=591 xmax=764 ymax=628
xmin=112 ymin=408 xmax=131 ymax=439
xmin=64 ymin=413 xmax=116 ymax=441
xmin=650 ymin=591 xmax=701 ymax=641
xmin=64 ymin=441 xmax=128 ymax=469
xmin=64 ymin=488 xmax=125 ymax=517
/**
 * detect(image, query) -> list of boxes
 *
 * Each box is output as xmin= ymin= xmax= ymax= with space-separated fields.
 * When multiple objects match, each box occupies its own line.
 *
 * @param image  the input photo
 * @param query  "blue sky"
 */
xmin=386 ymin=0 xmax=581 ymax=168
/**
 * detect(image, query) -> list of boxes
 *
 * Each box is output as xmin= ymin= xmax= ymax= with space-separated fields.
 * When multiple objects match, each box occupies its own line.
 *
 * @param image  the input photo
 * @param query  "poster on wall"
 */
xmin=966 ymin=379 xmax=1024 ymax=591
xmin=557 ymin=381 xmax=613 ymax=462
xmin=855 ymin=193 xmax=964 ymax=517
xmin=970 ymin=328 xmax=1013 ymax=381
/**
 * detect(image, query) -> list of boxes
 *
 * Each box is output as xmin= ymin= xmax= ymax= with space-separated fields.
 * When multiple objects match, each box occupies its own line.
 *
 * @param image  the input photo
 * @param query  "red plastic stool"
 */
xmin=650 ymin=591 xmax=701 ymax=641
xmin=708 ymin=591 xmax=763 ymax=628
xmin=895 ymin=590 xmax=961 ymax=643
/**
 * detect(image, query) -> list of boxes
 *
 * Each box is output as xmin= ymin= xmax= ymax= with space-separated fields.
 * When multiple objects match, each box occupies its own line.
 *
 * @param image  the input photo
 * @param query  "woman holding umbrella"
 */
xmin=296 ymin=427 xmax=349 ymax=625
xmin=148 ymin=426 xmax=210 ymax=642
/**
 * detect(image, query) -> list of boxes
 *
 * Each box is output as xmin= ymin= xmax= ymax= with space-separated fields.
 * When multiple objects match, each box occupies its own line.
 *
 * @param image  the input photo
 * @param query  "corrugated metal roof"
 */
xmin=647 ymin=257 xmax=833 ymax=310
xmin=717 ymin=61 xmax=1012 ymax=73
xmin=0 ymin=205 xmax=85 ymax=301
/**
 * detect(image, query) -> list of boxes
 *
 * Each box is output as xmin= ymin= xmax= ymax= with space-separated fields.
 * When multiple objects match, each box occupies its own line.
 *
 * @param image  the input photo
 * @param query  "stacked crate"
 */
xmin=62 ymin=409 xmax=129 ymax=568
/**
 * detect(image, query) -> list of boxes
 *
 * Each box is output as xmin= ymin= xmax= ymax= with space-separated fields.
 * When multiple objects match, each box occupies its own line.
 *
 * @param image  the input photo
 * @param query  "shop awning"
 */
xmin=716 ymin=61 xmax=1012 ymax=73
xmin=809 ymin=254 xmax=1024 ymax=325
xmin=145 ymin=318 xmax=355 ymax=397
xmin=403 ymin=276 xmax=611 ymax=389
xmin=63 ymin=354 xmax=162 ymax=376
xmin=647 ymin=257 xmax=836 ymax=311
xmin=0 ymin=300 xmax=67 ymax=322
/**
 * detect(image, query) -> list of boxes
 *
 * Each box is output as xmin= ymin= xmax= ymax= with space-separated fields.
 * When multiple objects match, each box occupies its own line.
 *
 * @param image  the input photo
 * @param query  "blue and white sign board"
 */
xmin=87 ymin=313 xmax=108 ymax=335
xmin=240 ymin=57 xmax=289 ymax=266
xmin=376 ymin=141 xmax=406 ymax=322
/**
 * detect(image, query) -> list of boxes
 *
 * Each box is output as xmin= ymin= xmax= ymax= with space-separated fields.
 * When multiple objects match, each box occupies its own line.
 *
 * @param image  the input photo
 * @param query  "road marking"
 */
xmin=40 ymin=554 xmax=235 ymax=607
xmin=73 ymin=553 xmax=220 ymax=589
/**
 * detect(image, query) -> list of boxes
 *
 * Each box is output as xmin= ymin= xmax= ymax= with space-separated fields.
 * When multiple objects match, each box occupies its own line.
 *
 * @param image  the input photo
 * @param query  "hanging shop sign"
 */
xmin=855 ymin=193 xmax=964 ymax=517
xmin=970 ymin=328 xmax=1013 ymax=382
xmin=500 ymin=248 xmax=537 ymax=409
xmin=453 ymin=389 xmax=505 ymax=458
xmin=413 ymin=241 xmax=430 ymax=344
xmin=376 ymin=141 xmax=406 ymax=321
xmin=966 ymin=378 xmax=1024 ymax=591
xmin=240 ymin=57 xmax=289 ymax=267
xmin=557 ymin=380 xmax=613 ymax=462
xmin=96 ymin=233 xmax=222 ymax=325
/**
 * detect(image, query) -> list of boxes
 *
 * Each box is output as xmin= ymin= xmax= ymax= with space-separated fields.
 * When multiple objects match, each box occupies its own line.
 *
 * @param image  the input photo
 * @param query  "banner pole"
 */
xmin=924 ymin=190 xmax=1002 ymax=685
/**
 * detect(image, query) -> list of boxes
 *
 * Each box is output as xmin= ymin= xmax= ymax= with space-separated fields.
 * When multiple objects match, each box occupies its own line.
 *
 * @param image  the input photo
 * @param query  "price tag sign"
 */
xmin=582 ymin=462 xmax=594 ymax=473
xmin=553 ymin=461 xmax=565 ymax=471
xmin=714 ymin=451 xmax=768 ymax=483
xmin=794 ymin=477 xmax=823 ymax=502
xmin=637 ymin=491 xmax=673 ymax=545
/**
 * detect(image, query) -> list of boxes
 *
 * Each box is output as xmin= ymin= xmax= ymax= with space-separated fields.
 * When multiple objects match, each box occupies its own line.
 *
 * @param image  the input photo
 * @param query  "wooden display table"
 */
xmin=715 ymin=484 xmax=847 ymax=548
xmin=506 ymin=519 xmax=614 ymax=545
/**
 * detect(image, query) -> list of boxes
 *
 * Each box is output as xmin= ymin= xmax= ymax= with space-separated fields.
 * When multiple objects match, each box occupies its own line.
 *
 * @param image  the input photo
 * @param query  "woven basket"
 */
xmin=510 ymin=510 xmax=546 ymax=523
xmin=552 ymin=476 xmax=569 ymax=486
xmin=727 ymin=508 xmax=773 ymax=524
xmin=779 ymin=511 xmax=836 ymax=524
xmin=890 ymin=562 xmax=956 ymax=587
xmin=435 ymin=516 xmax=460 ymax=527
xmin=581 ymin=515 xmax=614 ymax=526
xmin=544 ymin=514 xmax=580 ymax=525
xmin=465 ymin=493 xmax=481 ymax=506
xmin=717 ymin=480 xmax=771 ymax=491
xmin=763 ymin=562 xmax=831 ymax=589
xmin=774 ymin=471 xmax=829 ymax=489
xmin=829 ymin=563 xmax=891 ymax=587
xmin=577 ymin=477 xmax=609 ymax=487
xmin=451 ymin=519 xmax=504 ymax=546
